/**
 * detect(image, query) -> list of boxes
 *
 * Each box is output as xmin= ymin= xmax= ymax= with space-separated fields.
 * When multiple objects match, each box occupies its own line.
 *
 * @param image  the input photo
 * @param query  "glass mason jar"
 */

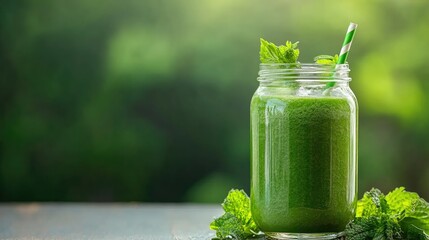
xmin=250 ymin=64 xmax=358 ymax=239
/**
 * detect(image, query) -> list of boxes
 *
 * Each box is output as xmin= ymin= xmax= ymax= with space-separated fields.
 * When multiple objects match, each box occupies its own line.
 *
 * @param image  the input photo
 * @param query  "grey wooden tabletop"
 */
xmin=0 ymin=203 xmax=222 ymax=240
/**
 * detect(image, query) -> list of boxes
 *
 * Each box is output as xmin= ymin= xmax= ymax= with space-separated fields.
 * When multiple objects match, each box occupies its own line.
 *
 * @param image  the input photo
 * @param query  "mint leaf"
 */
xmin=347 ymin=187 xmax=429 ymax=240
xmin=385 ymin=187 xmax=420 ymax=217
xmin=210 ymin=189 xmax=261 ymax=239
xmin=345 ymin=216 xmax=379 ymax=240
xmin=210 ymin=213 xmax=244 ymax=239
xmin=402 ymin=223 xmax=429 ymax=240
xmin=259 ymin=38 xmax=299 ymax=63
xmin=314 ymin=54 xmax=339 ymax=64
xmin=385 ymin=187 xmax=429 ymax=237
xmin=347 ymin=215 xmax=402 ymax=240
xmin=347 ymin=189 xmax=402 ymax=240
xmin=356 ymin=188 xmax=389 ymax=218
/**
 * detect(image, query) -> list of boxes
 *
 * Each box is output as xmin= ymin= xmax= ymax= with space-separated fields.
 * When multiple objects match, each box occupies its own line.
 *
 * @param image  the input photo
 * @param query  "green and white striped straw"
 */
xmin=326 ymin=22 xmax=358 ymax=89
xmin=338 ymin=22 xmax=358 ymax=64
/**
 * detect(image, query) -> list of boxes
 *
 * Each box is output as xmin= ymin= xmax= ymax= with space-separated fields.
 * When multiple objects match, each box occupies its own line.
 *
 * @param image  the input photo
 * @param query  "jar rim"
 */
xmin=259 ymin=63 xmax=349 ymax=68
xmin=258 ymin=63 xmax=351 ymax=82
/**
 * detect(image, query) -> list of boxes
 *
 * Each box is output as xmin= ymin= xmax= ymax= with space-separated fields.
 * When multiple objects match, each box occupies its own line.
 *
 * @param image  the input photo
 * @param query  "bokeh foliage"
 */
xmin=1 ymin=0 xmax=428 ymax=202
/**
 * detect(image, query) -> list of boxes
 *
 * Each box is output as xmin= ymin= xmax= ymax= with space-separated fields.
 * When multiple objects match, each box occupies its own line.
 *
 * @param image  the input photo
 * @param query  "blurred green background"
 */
xmin=1 ymin=0 xmax=428 ymax=202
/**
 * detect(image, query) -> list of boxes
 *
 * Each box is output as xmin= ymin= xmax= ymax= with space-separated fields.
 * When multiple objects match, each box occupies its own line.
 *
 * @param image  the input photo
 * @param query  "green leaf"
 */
xmin=401 ymin=223 xmax=429 ymax=240
xmin=259 ymin=38 xmax=299 ymax=63
xmin=346 ymin=215 xmax=402 ymax=240
xmin=210 ymin=213 xmax=244 ymax=239
xmin=349 ymin=187 xmax=429 ymax=240
xmin=222 ymin=189 xmax=250 ymax=217
xmin=345 ymin=217 xmax=378 ymax=240
xmin=345 ymin=214 xmax=402 ymax=240
xmin=210 ymin=189 xmax=261 ymax=239
xmin=314 ymin=54 xmax=339 ymax=64
xmin=385 ymin=187 xmax=419 ymax=216
xmin=356 ymin=188 xmax=389 ymax=218
xmin=386 ymin=187 xmax=429 ymax=234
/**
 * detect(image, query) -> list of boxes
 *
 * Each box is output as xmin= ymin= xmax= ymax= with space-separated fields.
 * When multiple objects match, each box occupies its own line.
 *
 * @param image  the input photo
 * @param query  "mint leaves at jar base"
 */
xmin=345 ymin=187 xmax=429 ymax=240
xmin=209 ymin=189 xmax=261 ymax=240
xmin=210 ymin=187 xmax=429 ymax=240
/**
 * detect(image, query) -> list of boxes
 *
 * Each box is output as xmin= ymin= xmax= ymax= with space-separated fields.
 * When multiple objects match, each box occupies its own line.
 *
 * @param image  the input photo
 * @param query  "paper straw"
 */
xmin=325 ymin=22 xmax=358 ymax=89
xmin=338 ymin=22 xmax=358 ymax=64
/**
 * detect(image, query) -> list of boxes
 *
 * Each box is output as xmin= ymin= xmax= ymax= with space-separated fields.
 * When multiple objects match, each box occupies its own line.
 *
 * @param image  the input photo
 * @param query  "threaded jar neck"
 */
xmin=257 ymin=64 xmax=351 ymax=84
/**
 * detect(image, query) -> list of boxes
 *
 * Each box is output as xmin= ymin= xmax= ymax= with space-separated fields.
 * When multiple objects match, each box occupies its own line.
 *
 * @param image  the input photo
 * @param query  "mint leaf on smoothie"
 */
xmin=210 ymin=189 xmax=261 ymax=239
xmin=346 ymin=187 xmax=429 ymax=240
xmin=314 ymin=54 xmax=339 ymax=64
xmin=259 ymin=38 xmax=299 ymax=63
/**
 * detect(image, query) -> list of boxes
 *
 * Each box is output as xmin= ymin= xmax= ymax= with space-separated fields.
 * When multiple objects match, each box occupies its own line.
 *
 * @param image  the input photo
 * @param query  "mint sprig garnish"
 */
xmin=314 ymin=54 xmax=339 ymax=64
xmin=210 ymin=189 xmax=261 ymax=240
xmin=211 ymin=187 xmax=429 ymax=240
xmin=259 ymin=38 xmax=299 ymax=63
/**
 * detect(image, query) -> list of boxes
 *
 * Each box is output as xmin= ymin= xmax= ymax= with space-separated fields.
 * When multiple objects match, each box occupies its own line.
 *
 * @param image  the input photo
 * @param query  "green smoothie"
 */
xmin=250 ymin=94 xmax=356 ymax=233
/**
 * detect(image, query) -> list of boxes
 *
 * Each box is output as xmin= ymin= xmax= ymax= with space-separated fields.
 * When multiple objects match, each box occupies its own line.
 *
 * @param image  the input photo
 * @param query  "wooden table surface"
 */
xmin=0 ymin=203 xmax=222 ymax=240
